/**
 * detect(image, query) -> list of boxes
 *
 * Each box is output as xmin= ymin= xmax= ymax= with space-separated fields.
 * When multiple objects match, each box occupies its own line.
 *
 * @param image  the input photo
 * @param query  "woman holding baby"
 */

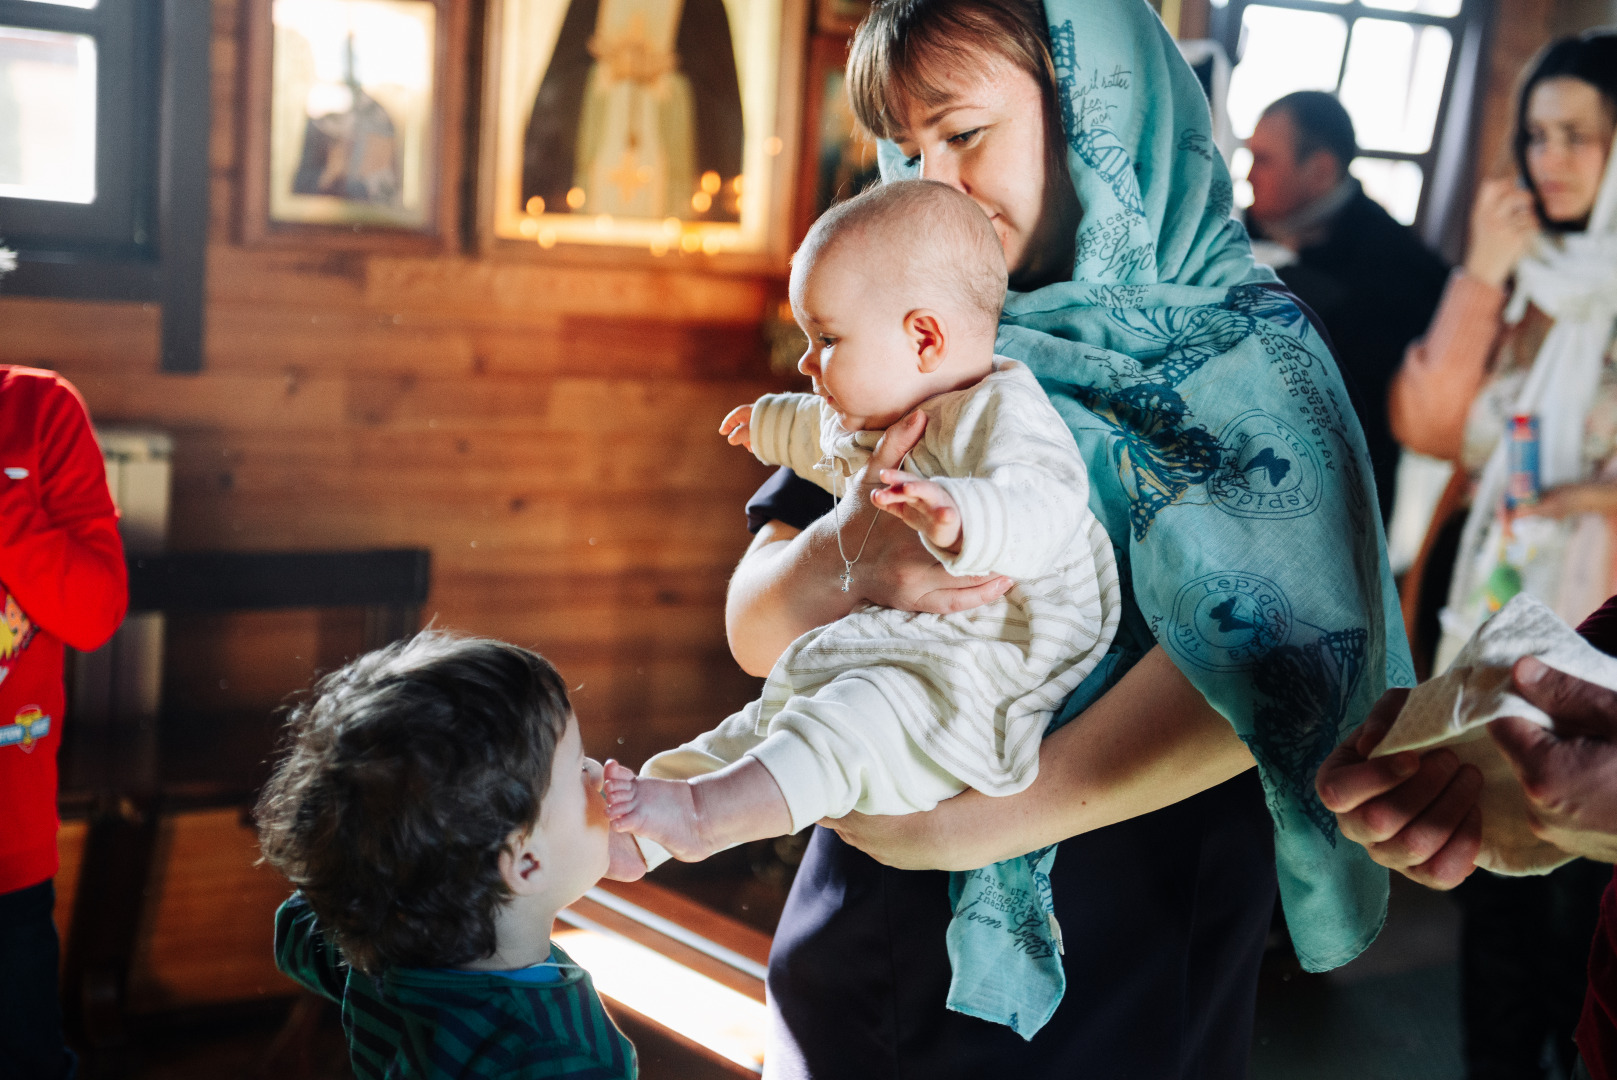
xmin=724 ymin=0 xmax=1405 ymax=1075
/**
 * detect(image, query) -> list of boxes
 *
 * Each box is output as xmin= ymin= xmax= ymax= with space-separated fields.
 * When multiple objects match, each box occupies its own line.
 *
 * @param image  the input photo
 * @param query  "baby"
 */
xmin=602 ymin=179 xmax=1120 ymax=873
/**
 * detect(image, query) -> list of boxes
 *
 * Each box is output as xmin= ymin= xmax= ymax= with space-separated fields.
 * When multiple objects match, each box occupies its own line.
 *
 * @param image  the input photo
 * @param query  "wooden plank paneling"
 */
xmin=1474 ymin=0 xmax=1557 ymax=181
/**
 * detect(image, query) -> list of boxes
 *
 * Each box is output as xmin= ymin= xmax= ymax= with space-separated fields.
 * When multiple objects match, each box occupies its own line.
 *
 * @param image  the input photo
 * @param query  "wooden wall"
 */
xmin=1472 ymin=0 xmax=1558 ymax=185
xmin=0 ymin=0 xmax=787 ymax=769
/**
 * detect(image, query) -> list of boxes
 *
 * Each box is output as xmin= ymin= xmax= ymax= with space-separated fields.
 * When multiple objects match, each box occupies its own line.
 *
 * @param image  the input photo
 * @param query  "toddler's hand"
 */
xmin=720 ymin=405 xmax=754 ymax=452
xmin=605 ymin=832 xmax=648 ymax=881
xmin=592 ymin=757 xmax=649 ymax=880
xmin=871 ymin=469 xmax=962 ymax=553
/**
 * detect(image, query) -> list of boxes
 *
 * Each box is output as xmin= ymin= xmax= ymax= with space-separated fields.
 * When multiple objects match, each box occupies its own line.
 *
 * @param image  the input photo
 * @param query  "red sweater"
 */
xmin=0 ymin=366 xmax=127 ymax=894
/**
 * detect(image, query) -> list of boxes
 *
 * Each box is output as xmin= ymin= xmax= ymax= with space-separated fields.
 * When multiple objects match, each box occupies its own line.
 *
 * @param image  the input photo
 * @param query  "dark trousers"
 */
xmin=766 ymin=770 xmax=1277 ymax=1080
xmin=1456 ymin=861 xmax=1610 ymax=1080
xmin=0 ymin=880 xmax=75 ymax=1080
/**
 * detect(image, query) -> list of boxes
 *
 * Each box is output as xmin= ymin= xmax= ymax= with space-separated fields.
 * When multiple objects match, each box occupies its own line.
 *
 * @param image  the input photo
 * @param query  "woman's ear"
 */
xmin=905 ymin=310 xmax=947 ymax=372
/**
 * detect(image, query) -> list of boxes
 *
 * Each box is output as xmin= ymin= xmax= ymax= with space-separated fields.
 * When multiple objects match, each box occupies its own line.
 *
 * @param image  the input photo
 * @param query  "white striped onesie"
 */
xmin=642 ymin=359 xmax=1121 ymax=839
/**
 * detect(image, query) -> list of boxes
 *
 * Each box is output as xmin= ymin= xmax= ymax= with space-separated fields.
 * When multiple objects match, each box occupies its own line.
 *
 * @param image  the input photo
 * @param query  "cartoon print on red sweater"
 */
xmin=0 ymin=591 xmax=36 ymax=687
xmin=0 ymin=706 xmax=49 ymax=752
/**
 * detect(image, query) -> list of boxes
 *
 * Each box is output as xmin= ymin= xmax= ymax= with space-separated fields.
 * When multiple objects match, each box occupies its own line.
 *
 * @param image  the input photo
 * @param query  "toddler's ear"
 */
xmin=498 ymin=832 xmax=544 ymax=893
xmin=905 ymin=310 xmax=947 ymax=372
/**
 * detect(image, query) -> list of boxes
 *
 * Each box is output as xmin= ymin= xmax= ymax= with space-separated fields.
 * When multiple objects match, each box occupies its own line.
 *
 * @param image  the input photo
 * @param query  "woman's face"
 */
xmin=1524 ymin=76 xmax=1615 ymax=226
xmin=888 ymin=56 xmax=1074 ymax=285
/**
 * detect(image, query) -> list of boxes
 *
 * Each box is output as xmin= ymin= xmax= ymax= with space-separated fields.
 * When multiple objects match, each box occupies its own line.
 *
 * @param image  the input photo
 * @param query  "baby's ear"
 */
xmin=905 ymin=310 xmax=947 ymax=372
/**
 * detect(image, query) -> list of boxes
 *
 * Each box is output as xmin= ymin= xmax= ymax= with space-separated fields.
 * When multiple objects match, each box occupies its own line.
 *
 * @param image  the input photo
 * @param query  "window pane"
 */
xmin=1362 ymin=0 xmax=1462 ymax=15
xmin=0 ymin=27 xmax=97 ymax=204
xmin=1339 ymin=19 xmax=1452 ymax=154
xmin=1230 ymin=145 xmax=1254 ymax=210
xmin=1227 ymin=8 xmax=1349 ymax=138
xmin=1350 ymin=157 xmax=1424 ymax=225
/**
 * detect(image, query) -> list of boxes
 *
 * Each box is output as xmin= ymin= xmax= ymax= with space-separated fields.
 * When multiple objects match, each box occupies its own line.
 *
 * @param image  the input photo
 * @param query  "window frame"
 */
xmin=1213 ymin=0 xmax=1494 ymax=251
xmin=0 ymin=0 xmax=212 ymax=372
xmin=0 ymin=0 xmax=153 ymax=249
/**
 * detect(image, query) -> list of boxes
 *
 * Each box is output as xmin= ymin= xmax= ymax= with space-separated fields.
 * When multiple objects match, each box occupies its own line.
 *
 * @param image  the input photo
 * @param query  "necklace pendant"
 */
xmin=839 ymin=568 xmax=852 ymax=593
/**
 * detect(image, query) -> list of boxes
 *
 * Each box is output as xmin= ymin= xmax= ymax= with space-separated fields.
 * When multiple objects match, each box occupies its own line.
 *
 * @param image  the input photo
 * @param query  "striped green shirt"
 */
xmin=275 ymin=895 xmax=637 ymax=1079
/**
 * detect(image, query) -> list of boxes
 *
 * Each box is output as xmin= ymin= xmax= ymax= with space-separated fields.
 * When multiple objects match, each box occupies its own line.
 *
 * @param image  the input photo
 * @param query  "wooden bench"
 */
xmin=57 ymin=549 xmax=430 ymax=1058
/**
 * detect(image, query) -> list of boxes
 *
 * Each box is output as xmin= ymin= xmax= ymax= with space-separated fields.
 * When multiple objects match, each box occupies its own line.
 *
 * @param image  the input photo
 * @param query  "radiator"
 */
xmin=70 ymin=428 xmax=171 ymax=783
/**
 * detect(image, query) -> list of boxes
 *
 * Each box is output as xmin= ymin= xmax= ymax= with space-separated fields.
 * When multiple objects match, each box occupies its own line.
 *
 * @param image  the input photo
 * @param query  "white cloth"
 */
xmin=637 ymin=360 xmax=1120 ymax=868
xmin=1375 ymin=593 xmax=1617 ymax=874
xmin=1439 ymin=142 xmax=1617 ymax=666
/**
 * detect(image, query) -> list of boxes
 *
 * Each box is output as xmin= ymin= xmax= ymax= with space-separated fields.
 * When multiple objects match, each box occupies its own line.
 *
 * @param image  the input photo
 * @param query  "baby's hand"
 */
xmin=720 ymin=405 xmax=754 ymax=452
xmin=871 ymin=468 xmax=962 ymax=553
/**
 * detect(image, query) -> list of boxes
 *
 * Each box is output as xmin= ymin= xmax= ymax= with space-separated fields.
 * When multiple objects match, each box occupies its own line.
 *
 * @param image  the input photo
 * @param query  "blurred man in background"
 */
xmin=1246 ymin=90 xmax=1450 ymax=521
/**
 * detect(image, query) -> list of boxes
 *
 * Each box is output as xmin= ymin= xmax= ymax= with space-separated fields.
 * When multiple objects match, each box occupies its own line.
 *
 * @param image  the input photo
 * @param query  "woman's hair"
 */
xmin=255 ymin=631 xmax=571 ymax=975
xmin=846 ymin=0 xmax=1057 ymax=141
xmin=1513 ymin=29 xmax=1617 ymax=229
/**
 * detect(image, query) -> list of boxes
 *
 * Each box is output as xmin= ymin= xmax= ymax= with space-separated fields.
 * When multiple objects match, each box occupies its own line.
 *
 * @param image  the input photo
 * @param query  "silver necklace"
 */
xmin=832 ymin=467 xmax=880 ymax=592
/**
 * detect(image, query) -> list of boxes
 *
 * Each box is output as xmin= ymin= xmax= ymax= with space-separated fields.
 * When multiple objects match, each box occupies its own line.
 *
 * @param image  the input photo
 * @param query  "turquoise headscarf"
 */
xmin=879 ymin=0 xmax=1411 ymax=1037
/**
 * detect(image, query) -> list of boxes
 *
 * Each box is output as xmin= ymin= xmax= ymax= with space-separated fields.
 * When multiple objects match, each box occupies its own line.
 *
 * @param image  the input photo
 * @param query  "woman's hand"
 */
xmin=821 ymin=806 xmax=954 ymax=871
xmin=1315 ymin=688 xmax=1484 ymax=890
xmin=851 ymin=412 xmax=1010 ymax=611
xmin=824 ymin=647 xmax=1256 ymax=870
xmin=1524 ymin=482 xmax=1617 ymax=519
xmin=724 ymin=410 xmax=1012 ymax=676
xmin=1465 ymin=177 xmax=1539 ymax=289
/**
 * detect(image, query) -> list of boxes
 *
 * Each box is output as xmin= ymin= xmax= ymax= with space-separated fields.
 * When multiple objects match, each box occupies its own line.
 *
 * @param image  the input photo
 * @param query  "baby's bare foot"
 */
xmin=601 ymin=760 xmax=714 ymax=862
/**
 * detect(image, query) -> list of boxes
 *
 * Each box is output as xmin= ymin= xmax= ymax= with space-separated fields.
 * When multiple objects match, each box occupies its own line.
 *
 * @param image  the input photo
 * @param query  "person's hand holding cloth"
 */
xmin=1317 ymin=594 xmax=1617 ymax=886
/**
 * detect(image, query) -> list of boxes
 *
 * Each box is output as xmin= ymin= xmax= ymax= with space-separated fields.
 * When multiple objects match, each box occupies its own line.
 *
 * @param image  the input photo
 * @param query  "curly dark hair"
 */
xmin=255 ymin=631 xmax=571 ymax=975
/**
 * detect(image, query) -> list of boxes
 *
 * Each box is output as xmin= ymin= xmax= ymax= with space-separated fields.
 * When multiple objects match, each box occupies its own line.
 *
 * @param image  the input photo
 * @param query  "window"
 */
xmin=1213 ymin=0 xmax=1486 ymax=234
xmin=0 ymin=0 xmax=212 ymax=372
xmin=0 ymin=0 xmax=153 ymax=253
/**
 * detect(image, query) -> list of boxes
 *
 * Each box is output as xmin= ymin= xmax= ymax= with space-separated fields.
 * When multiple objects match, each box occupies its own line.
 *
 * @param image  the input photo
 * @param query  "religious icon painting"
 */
xmin=793 ymin=33 xmax=880 ymax=242
xmin=240 ymin=0 xmax=466 ymax=250
xmin=478 ymin=0 xmax=806 ymax=268
xmin=814 ymin=0 xmax=870 ymax=35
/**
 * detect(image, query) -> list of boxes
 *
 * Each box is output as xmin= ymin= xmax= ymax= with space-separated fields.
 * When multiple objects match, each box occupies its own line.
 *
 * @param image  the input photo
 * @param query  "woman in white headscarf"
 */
xmin=1392 ymin=31 xmax=1617 ymax=674
xmin=1387 ymin=30 xmax=1617 ymax=1080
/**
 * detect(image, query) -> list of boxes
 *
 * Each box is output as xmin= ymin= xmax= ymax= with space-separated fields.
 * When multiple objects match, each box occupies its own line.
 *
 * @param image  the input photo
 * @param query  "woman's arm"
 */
xmin=1388 ymin=178 xmax=1531 ymax=460
xmin=725 ymin=411 xmax=1014 ymax=677
xmin=1388 ymin=272 xmax=1508 ymax=459
xmin=822 ymin=646 xmax=1256 ymax=870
